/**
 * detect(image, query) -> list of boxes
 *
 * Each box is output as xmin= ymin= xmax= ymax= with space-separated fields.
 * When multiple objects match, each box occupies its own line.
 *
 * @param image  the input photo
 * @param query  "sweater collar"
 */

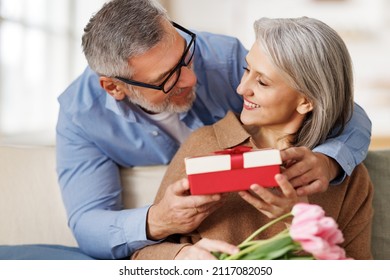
xmin=213 ymin=111 xmax=254 ymax=149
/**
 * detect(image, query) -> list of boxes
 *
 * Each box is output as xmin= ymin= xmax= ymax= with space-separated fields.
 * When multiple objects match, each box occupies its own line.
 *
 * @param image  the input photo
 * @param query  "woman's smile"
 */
xmin=243 ymin=98 xmax=261 ymax=110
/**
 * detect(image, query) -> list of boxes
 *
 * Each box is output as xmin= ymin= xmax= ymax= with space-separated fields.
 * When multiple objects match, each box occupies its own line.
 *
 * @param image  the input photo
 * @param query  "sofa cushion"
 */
xmin=364 ymin=149 xmax=390 ymax=259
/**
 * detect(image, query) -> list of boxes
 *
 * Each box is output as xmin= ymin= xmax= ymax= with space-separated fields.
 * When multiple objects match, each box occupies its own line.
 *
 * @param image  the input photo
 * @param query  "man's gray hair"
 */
xmin=82 ymin=0 xmax=169 ymax=77
xmin=254 ymin=17 xmax=354 ymax=149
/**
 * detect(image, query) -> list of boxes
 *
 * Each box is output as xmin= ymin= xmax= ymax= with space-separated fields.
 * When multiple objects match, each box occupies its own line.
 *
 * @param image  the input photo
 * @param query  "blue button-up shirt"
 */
xmin=56 ymin=31 xmax=371 ymax=259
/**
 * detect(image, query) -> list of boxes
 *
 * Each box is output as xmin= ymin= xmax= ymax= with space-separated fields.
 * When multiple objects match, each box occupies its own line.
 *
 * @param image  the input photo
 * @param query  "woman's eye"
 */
xmin=242 ymin=66 xmax=250 ymax=72
xmin=257 ymin=78 xmax=268 ymax=87
xmin=256 ymin=77 xmax=268 ymax=87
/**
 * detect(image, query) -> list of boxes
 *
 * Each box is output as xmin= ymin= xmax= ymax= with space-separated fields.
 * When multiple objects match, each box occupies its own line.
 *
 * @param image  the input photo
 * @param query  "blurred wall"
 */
xmin=0 ymin=0 xmax=389 ymax=148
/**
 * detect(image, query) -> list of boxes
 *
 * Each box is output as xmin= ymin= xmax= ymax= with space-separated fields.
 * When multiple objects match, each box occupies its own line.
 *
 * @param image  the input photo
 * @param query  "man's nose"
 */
xmin=176 ymin=66 xmax=197 ymax=88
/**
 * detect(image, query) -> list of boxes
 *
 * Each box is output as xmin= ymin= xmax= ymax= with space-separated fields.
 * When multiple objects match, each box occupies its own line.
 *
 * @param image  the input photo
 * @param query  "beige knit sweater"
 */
xmin=132 ymin=111 xmax=373 ymax=260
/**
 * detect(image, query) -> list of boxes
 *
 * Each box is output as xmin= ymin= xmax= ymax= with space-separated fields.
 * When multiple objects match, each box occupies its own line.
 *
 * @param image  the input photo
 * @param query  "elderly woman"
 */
xmin=132 ymin=17 xmax=373 ymax=260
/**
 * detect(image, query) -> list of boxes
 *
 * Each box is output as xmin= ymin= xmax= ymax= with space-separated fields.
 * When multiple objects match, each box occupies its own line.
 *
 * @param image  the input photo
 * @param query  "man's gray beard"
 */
xmin=127 ymin=87 xmax=196 ymax=114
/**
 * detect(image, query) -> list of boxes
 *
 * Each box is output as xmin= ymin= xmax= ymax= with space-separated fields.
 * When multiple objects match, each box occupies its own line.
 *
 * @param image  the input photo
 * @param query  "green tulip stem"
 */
xmin=240 ymin=212 xmax=292 ymax=245
xmin=225 ymin=229 xmax=290 ymax=260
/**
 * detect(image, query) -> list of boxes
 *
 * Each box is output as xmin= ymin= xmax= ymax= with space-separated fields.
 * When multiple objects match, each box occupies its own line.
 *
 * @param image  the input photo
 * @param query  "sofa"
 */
xmin=0 ymin=145 xmax=389 ymax=259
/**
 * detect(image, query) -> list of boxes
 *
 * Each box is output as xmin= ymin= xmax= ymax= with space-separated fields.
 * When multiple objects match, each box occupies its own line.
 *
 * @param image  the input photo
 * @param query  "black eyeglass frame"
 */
xmin=115 ymin=22 xmax=196 ymax=94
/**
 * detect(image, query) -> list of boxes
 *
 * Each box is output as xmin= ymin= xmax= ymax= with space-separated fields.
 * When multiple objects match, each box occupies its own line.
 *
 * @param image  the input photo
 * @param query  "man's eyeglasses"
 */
xmin=115 ymin=22 xmax=196 ymax=94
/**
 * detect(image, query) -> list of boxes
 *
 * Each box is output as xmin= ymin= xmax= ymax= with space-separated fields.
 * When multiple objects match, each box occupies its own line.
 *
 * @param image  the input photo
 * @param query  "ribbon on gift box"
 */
xmin=214 ymin=146 xmax=252 ymax=170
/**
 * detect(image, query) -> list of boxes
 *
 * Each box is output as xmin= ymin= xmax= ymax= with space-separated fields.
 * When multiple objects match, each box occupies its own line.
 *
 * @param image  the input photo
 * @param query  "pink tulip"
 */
xmin=298 ymin=236 xmax=328 ymax=253
xmin=313 ymin=242 xmax=350 ymax=260
xmin=316 ymin=217 xmax=344 ymax=245
xmin=290 ymin=203 xmax=351 ymax=260
xmin=291 ymin=203 xmax=324 ymax=217
xmin=290 ymin=219 xmax=320 ymax=239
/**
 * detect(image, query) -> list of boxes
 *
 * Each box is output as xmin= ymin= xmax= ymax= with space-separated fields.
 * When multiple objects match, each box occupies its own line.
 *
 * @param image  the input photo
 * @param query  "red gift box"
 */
xmin=185 ymin=146 xmax=282 ymax=195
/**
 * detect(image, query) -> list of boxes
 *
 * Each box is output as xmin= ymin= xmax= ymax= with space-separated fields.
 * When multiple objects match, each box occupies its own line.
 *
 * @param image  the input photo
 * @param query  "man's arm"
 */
xmin=56 ymin=109 xmax=222 ymax=259
xmin=56 ymin=110 xmax=158 ymax=259
xmin=315 ymin=103 xmax=372 ymax=179
xmin=281 ymin=103 xmax=372 ymax=196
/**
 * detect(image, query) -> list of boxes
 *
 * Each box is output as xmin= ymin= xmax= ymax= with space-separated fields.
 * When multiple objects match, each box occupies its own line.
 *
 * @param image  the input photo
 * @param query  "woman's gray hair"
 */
xmin=254 ymin=17 xmax=354 ymax=149
xmin=82 ymin=0 xmax=169 ymax=77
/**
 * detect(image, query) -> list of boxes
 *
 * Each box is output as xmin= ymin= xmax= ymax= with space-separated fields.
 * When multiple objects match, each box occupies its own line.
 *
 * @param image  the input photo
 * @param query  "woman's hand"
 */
xmin=238 ymin=174 xmax=307 ymax=219
xmin=175 ymin=238 xmax=239 ymax=260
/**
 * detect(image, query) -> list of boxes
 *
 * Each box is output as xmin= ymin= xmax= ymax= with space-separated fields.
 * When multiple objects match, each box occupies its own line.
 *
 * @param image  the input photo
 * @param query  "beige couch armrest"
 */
xmin=0 ymin=145 xmax=77 ymax=246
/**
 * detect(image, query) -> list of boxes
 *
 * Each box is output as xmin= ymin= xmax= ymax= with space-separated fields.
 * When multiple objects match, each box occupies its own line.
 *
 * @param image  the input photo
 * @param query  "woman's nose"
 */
xmin=237 ymin=78 xmax=253 ymax=97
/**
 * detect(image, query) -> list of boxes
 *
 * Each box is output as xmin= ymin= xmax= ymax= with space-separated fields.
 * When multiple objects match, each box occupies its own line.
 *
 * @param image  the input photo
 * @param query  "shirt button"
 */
xmin=151 ymin=131 xmax=159 ymax=136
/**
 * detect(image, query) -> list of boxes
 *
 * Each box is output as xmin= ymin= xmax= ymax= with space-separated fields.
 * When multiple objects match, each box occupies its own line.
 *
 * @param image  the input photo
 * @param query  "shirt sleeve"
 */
xmin=56 ymin=110 xmax=159 ymax=259
xmin=313 ymin=102 xmax=372 ymax=184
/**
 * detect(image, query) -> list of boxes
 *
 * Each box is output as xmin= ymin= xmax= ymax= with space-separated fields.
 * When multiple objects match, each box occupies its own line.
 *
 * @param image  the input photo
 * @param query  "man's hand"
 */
xmin=175 ymin=238 xmax=239 ymax=260
xmin=280 ymin=147 xmax=341 ymax=196
xmin=147 ymin=178 xmax=225 ymax=240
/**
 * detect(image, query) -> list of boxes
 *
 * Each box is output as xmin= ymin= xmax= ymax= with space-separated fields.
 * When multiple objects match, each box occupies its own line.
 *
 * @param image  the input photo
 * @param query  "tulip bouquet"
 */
xmin=213 ymin=203 xmax=350 ymax=260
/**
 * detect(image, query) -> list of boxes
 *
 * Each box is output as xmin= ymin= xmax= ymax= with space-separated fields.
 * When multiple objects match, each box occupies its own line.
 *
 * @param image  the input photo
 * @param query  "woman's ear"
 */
xmin=99 ymin=77 xmax=126 ymax=101
xmin=296 ymin=97 xmax=313 ymax=115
